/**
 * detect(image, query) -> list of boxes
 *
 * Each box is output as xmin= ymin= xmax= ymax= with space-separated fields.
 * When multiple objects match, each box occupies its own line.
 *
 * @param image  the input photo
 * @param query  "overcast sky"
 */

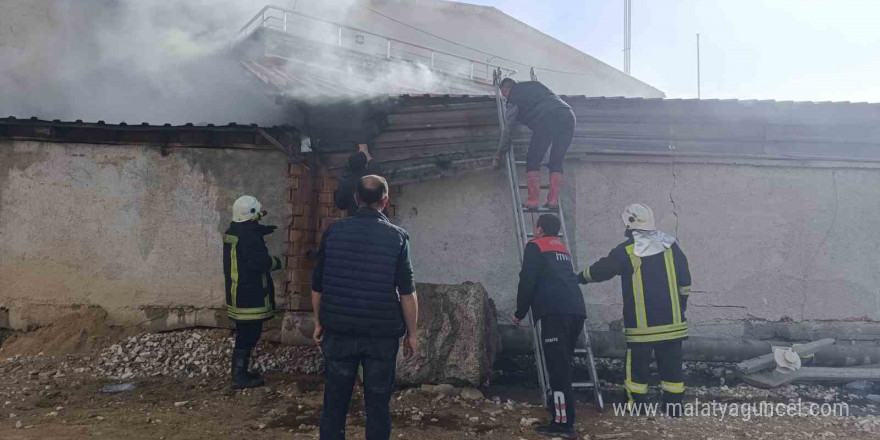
xmin=466 ymin=0 xmax=880 ymax=102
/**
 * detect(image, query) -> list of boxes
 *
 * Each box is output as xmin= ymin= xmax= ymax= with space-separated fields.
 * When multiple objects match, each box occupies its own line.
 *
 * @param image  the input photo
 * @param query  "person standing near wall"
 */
xmin=312 ymin=175 xmax=419 ymax=440
xmin=577 ymin=203 xmax=691 ymax=416
xmin=513 ymin=214 xmax=587 ymax=439
xmin=493 ymin=78 xmax=576 ymax=211
xmin=334 ymin=143 xmax=381 ymax=217
xmin=222 ymin=195 xmax=284 ymax=390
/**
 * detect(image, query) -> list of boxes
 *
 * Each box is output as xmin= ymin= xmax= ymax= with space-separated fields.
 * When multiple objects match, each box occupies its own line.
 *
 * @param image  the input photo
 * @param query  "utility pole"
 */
xmin=623 ymin=0 xmax=631 ymax=74
xmin=696 ymin=33 xmax=701 ymax=99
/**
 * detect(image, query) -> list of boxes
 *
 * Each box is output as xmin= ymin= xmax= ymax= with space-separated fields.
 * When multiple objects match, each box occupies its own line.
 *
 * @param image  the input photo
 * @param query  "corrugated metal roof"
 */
xmin=0 ymin=117 xmax=300 ymax=152
xmin=316 ymin=95 xmax=880 ymax=184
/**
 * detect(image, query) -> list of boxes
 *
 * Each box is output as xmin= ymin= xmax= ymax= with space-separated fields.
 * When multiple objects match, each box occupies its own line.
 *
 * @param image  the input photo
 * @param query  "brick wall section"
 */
xmin=284 ymin=161 xmax=400 ymax=311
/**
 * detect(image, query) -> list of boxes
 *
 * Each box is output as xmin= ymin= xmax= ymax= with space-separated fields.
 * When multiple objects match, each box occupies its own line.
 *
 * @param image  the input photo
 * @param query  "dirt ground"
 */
xmin=1 ymin=326 xmax=879 ymax=440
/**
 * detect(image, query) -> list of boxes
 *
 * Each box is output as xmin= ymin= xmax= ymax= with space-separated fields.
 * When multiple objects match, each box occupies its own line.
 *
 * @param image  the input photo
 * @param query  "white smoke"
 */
xmin=0 ymin=0 xmax=303 ymax=125
xmin=0 ymin=0 xmax=472 ymax=125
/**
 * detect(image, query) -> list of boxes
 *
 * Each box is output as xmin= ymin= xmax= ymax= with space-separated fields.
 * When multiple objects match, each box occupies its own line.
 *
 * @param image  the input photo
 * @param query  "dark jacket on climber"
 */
xmin=334 ymin=145 xmax=381 ymax=217
xmin=495 ymin=79 xmax=576 ymax=211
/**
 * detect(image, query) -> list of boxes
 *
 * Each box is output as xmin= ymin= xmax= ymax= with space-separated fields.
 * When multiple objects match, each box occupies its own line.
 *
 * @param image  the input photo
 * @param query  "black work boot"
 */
xmin=536 ymin=423 xmax=578 ymax=439
xmin=231 ymin=348 xmax=265 ymax=390
xmin=241 ymin=350 xmax=264 ymax=382
xmin=662 ymin=395 xmax=684 ymax=418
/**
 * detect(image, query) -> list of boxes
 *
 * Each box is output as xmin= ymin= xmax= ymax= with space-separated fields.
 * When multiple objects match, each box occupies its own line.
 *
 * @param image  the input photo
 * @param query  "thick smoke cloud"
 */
xmin=0 ymin=0 xmax=298 ymax=125
xmin=0 ymin=0 xmax=471 ymax=125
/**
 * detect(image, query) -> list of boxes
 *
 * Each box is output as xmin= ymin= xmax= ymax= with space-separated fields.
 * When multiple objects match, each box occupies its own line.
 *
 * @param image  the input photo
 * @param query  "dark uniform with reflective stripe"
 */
xmin=516 ymin=236 xmax=586 ymax=428
xmin=580 ymin=237 xmax=691 ymax=412
xmin=222 ymin=220 xmax=283 ymax=349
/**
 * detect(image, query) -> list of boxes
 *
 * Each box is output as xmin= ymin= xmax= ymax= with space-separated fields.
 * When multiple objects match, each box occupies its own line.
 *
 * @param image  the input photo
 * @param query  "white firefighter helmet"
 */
xmin=232 ymin=195 xmax=265 ymax=223
xmin=622 ymin=203 xmax=655 ymax=231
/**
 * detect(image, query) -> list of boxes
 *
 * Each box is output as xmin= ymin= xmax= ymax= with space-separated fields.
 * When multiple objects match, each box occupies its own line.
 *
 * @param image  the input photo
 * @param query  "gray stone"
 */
xmin=460 ymin=387 xmax=484 ymax=401
xmin=844 ymin=381 xmax=875 ymax=393
xmin=520 ymin=417 xmax=540 ymax=427
xmin=395 ymin=282 xmax=498 ymax=387
xmin=433 ymin=384 xmax=456 ymax=396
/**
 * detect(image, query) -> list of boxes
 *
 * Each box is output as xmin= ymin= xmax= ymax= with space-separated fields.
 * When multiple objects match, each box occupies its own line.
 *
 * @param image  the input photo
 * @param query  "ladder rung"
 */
xmin=521 ymin=207 xmax=559 ymax=213
xmin=572 ymin=382 xmax=595 ymax=389
xmin=518 ymin=184 xmax=550 ymax=189
xmin=574 ymin=348 xmax=588 ymax=354
xmin=514 ymin=161 xmax=549 ymax=167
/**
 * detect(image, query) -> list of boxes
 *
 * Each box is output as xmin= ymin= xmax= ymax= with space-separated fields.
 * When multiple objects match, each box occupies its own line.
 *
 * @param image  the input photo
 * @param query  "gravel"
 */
xmin=91 ymin=329 xmax=323 ymax=380
xmin=4 ymin=327 xmax=880 ymax=420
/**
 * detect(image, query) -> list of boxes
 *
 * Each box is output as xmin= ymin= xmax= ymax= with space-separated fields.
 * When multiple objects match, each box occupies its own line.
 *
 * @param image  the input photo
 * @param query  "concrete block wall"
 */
xmin=0 ymin=140 xmax=290 ymax=330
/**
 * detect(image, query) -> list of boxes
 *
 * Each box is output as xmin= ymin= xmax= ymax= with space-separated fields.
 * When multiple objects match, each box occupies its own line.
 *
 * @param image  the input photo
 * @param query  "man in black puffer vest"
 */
xmin=312 ymin=175 xmax=419 ymax=440
xmin=514 ymin=214 xmax=586 ymax=439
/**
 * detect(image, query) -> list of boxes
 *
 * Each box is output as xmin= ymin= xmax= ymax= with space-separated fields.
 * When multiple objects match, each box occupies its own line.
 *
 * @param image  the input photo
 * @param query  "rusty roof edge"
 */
xmin=0 ymin=116 xmax=297 ymax=131
xmin=0 ymin=117 xmax=301 ymax=152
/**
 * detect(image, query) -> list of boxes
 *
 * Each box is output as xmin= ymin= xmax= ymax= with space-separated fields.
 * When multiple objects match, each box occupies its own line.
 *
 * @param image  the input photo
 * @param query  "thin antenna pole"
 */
xmin=623 ymin=0 xmax=631 ymax=74
xmin=696 ymin=33 xmax=701 ymax=99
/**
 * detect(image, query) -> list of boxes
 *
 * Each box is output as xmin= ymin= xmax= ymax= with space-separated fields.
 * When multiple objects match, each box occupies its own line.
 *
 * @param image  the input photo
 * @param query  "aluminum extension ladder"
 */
xmin=493 ymin=69 xmax=604 ymax=409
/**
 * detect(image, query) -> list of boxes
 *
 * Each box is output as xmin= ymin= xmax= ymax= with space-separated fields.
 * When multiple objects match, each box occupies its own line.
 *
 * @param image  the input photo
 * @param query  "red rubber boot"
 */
xmin=523 ymin=171 xmax=541 ymax=210
xmin=544 ymin=172 xmax=563 ymax=210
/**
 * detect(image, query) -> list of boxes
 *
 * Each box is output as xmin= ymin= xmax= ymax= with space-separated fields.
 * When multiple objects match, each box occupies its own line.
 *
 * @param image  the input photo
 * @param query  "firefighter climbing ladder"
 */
xmin=493 ymin=68 xmax=604 ymax=409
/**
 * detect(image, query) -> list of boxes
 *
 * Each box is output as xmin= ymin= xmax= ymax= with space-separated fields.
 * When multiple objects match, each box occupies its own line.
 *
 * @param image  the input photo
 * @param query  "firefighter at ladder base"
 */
xmin=513 ymin=214 xmax=587 ymax=439
xmin=222 ymin=195 xmax=284 ymax=390
xmin=493 ymin=78 xmax=576 ymax=211
xmin=578 ymin=203 xmax=692 ymax=417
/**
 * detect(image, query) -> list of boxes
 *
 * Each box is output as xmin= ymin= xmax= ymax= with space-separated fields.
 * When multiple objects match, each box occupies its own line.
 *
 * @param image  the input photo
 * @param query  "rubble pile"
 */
xmin=94 ymin=329 xmax=322 ymax=380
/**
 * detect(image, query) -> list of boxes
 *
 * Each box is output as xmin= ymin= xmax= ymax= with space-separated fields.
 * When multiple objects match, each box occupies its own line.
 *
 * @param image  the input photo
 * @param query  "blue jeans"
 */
xmin=319 ymin=332 xmax=400 ymax=440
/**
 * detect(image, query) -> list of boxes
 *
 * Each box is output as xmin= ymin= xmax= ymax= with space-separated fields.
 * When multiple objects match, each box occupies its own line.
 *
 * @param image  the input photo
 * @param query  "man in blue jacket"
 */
xmin=312 ymin=175 xmax=419 ymax=440
xmin=222 ymin=195 xmax=284 ymax=390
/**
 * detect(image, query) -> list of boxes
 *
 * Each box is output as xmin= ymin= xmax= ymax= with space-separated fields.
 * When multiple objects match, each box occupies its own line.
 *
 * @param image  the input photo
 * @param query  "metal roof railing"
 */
xmin=234 ymin=5 xmax=517 ymax=85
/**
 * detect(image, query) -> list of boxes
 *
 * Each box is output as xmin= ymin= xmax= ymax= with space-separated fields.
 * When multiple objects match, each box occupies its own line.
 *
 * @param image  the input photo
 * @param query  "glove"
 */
xmin=578 ymin=272 xmax=591 ymax=285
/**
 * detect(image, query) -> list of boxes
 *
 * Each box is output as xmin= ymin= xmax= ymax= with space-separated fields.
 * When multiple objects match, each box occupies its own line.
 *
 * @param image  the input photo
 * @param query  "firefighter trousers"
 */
xmin=625 ymin=340 xmax=685 ymax=412
xmin=540 ymin=314 xmax=584 ymax=427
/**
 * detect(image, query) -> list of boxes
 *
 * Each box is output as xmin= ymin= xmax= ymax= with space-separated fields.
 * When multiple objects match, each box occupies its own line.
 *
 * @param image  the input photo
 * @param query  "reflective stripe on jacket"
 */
xmin=582 ymin=238 xmax=692 ymax=343
xmin=222 ymin=221 xmax=282 ymax=321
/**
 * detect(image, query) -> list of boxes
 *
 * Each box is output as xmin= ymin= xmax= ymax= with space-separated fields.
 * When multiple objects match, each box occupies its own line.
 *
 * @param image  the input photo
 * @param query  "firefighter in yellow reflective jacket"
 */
xmin=223 ymin=195 xmax=284 ymax=390
xmin=578 ymin=203 xmax=691 ymax=416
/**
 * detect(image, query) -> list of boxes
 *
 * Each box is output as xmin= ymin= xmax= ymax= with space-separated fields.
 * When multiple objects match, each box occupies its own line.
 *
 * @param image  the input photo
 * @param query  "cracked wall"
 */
xmin=0 ymin=140 xmax=290 ymax=330
xmin=394 ymin=159 xmax=880 ymax=341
